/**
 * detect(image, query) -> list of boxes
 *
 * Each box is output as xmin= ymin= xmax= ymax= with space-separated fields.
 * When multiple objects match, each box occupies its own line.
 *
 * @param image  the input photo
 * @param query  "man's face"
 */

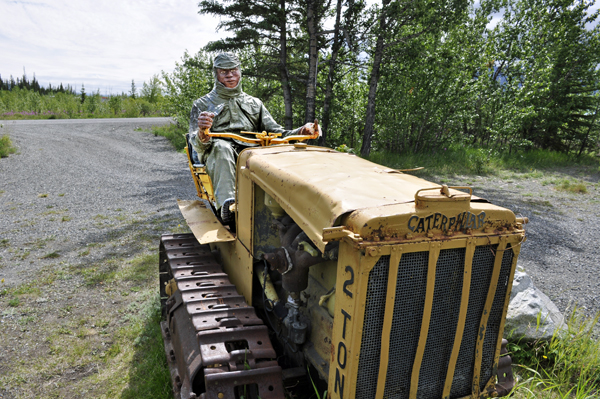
xmin=216 ymin=68 xmax=241 ymax=88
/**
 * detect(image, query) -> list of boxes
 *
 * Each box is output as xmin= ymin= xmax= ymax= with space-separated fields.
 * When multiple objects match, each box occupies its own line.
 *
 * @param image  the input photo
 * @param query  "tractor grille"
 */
xmin=355 ymin=245 xmax=514 ymax=399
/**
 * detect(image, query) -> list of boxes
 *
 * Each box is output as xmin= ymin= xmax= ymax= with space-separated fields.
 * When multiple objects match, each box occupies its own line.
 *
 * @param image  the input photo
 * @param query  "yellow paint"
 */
xmin=442 ymin=237 xmax=476 ymax=398
xmin=185 ymin=145 xmax=215 ymax=202
xmin=374 ymin=248 xmax=402 ymax=399
xmin=472 ymin=236 xmax=508 ymax=397
xmin=177 ymin=200 xmax=235 ymax=244
xmin=410 ymin=242 xmax=441 ymax=399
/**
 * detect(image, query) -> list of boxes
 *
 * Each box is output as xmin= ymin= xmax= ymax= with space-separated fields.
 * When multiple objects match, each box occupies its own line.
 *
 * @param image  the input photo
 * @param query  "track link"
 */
xmin=159 ymin=233 xmax=285 ymax=399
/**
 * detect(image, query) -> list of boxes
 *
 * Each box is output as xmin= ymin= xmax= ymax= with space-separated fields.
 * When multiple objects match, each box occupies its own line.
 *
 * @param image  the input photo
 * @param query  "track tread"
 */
xmin=160 ymin=233 xmax=285 ymax=399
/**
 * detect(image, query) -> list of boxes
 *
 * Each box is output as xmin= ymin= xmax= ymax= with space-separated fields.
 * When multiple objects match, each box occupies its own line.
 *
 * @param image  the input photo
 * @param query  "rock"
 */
xmin=505 ymin=269 xmax=564 ymax=341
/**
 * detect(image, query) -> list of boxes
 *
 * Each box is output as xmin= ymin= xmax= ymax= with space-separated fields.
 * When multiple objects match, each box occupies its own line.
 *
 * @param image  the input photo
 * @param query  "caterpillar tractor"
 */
xmin=159 ymin=128 xmax=526 ymax=399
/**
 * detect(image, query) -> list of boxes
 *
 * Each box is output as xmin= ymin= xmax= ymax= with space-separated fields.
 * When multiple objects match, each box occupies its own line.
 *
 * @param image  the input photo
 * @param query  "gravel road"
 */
xmin=0 ymin=118 xmax=197 ymax=285
xmin=1 ymin=118 xmax=599 ymax=316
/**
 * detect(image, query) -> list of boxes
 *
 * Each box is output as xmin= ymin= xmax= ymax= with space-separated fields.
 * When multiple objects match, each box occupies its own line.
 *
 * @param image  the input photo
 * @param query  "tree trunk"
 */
xmin=305 ymin=0 xmax=318 ymax=124
xmin=360 ymin=0 xmax=389 ymax=157
xmin=279 ymin=0 xmax=294 ymax=130
xmin=320 ymin=0 xmax=344 ymax=145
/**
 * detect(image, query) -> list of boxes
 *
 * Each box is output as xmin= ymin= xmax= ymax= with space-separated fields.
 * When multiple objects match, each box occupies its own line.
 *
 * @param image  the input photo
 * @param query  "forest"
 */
xmin=2 ymin=0 xmax=599 ymax=158
xmin=161 ymin=0 xmax=600 ymax=157
xmin=0 ymin=74 xmax=164 ymax=119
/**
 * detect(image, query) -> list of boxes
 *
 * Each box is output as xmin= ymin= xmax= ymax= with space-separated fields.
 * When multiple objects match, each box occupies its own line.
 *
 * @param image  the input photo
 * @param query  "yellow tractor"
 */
xmin=159 ymin=130 xmax=526 ymax=399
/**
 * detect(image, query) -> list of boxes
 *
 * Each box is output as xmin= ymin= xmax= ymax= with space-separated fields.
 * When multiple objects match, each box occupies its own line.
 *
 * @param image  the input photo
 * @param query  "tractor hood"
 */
xmin=239 ymin=145 xmax=501 ymax=251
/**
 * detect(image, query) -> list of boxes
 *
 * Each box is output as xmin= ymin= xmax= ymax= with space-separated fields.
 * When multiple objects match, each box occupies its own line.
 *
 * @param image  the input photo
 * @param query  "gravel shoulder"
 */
xmin=1 ymin=117 xmax=196 ymax=285
xmin=0 ymin=118 xmax=599 ymax=397
xmin=0 ymin=118 xmax=196 ymax=398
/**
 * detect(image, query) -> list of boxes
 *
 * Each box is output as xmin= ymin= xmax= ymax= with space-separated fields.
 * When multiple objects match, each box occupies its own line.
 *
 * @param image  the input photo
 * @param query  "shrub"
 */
xmin=0 ymin=134 xmax=17 ymax=157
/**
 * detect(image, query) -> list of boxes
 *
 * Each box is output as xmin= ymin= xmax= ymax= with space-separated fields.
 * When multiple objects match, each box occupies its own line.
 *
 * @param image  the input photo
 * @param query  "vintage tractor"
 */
xmin=159 ymin=129 xmax=525 ymax=399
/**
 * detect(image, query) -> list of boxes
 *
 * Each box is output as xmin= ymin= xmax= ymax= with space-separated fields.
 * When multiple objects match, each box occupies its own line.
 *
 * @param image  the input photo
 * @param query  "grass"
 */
xmin=0 ymin=134 xmax=18 ymax=158
xmin=555 ymin=179 xmax=588 ymax=194
xmin=509 ymin=310 xmax=600 ymax=398
xmin=366 ymin=146 xmax=599 ymax=176
xmin=150 ymin=123 xmax=187 ymax=151
xmin=0 ymin=250 xmax=172 ymax=399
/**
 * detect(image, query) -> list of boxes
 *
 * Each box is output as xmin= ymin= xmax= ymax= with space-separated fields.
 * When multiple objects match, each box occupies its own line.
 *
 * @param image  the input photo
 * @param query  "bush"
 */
xmin=0 ymin=134 xmax=17 ymax=158
xmin=123 ymin=98 xmax=140 ymax=118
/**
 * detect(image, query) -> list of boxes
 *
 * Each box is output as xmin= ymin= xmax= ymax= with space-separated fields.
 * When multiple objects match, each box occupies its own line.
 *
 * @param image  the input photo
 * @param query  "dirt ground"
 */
xmin=1 ymin=118 xmax=599 ymax=398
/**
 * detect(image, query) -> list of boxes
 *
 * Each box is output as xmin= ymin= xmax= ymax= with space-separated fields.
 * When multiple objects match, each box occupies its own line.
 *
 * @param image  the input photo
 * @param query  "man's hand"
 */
xmin=198 ymin=111 xmax=215 ymax=142
xmin=298 ymin=119 xmax=322 ymax=138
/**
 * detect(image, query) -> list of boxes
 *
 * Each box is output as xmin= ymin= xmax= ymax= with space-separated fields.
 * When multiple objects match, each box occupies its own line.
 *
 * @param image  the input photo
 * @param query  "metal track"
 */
xmin=159 ymin=233 xmax=285 ymax=399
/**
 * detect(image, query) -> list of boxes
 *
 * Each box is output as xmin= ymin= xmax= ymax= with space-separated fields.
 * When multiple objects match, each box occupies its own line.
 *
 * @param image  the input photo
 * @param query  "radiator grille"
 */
xmin=355 ymin=245 xmax=514 ymax=399
xmin=355 ymin=255 xmax=391 ymax=399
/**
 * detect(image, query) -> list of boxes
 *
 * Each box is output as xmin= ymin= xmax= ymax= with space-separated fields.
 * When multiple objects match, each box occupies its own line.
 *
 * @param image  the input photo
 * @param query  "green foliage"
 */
xmin=140 ymin=74 xmax=163 ymax=105
xmin=108 ymin=95 xmax=122 ymax=116
xmin=0 ymin=134 xmax=17 ymax=158
xmin=508 ymin=311 xmax=600 ymax=398
xmin=161 ymin=50 xmax=213 ymax=128
xmin=367 ymin=144 xmax=599 ymax=176
xmin=481 ymin=0 xmax=600 ymax=154
xmin=554 ymin=179 xmax=588 ymax=194
xmin=122 ymin=98 xmax=141 ymax=118
xmin=151 ymin=123 xmax=187 ymax=151
xmin=1 ymin=78 xmax=167 ymax=119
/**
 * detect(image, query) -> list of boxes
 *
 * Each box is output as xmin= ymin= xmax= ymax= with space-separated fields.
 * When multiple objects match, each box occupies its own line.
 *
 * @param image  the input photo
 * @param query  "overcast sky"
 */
xmin=0 ymin=0 xmax=221 ymax=95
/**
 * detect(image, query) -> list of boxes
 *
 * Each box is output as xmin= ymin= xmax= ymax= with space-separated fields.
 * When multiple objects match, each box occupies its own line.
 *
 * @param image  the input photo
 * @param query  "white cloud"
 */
xmin=0 ymin=0 xmax=223 ymax=94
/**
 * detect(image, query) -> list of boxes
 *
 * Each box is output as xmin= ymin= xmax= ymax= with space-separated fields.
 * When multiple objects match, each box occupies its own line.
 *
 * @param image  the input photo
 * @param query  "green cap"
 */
xmin=213 ymin=52 xmax=241 ymax=69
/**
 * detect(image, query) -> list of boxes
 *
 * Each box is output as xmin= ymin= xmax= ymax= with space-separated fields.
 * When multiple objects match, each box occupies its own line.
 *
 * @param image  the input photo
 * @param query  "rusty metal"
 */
xmin=160 ymin=233 xmax=285 ymax=399
xmin=262 ymin=220 xmax=323 ymax=294
xmin=496 ymin=339 xmax=515 ymax=396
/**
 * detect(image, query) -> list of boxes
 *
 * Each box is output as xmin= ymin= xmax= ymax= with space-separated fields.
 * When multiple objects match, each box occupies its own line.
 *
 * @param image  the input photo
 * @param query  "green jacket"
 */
xmin=189 ymin=80 xmax=300 ymax=156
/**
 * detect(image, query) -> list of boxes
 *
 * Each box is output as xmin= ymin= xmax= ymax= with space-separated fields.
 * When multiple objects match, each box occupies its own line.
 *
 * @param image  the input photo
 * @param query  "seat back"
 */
xmin=185 ymin=134 xmax=215 ymax=203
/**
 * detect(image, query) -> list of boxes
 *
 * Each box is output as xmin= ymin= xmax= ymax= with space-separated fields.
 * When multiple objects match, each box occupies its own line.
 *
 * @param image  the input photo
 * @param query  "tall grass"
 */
xmin=151 ymin=123 xmax=187 ymax=151
xmin=509 ymin=311 xmax=600 ymax=398
xmin=367 ymin=146 xmax=599 ymax=175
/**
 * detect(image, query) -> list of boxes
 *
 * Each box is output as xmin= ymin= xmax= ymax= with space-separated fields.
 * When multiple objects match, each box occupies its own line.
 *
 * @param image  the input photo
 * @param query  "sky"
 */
xmin=0 ymin=0 xmax=221 ymax=95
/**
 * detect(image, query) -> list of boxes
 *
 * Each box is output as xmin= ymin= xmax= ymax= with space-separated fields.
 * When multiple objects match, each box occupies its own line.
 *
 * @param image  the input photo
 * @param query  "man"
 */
xmin=189 ymin=52 xmax=319 ymax=223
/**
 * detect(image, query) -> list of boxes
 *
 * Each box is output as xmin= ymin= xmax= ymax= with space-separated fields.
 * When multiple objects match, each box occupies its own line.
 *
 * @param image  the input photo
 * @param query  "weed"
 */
xmin=15 ymin=249 xmax=31 ymax=260
xmin=61 ymin=215 xmax=72 ymax=222
xmin=8 ymin=298 xmax=20 ymax=307
xmin=19 ymin=315 xmax=36 ymax=325
xmin=58 ymin=193 xmax=65 ymax=197
xmin=555 ymin=180 xmax=588 ymax=194
xmin=38 ymin=193 xmax=49 ymax=198
xmin=0 ymin=134 xmax=18 ymax=157
xmin=58 ymin=326 xmax=73 ymax=335
xmin=42 ymin=251 xmax=60 ymax=259
xmin=150 ymin=124 xmax=187 ymax=151
xmin=79 ymin=249 xmax=90 ymax=257
xmin=12 ymin=282 xmax=41 ymax=296
xmin=508 ymin=310 xmax=600 ymax=398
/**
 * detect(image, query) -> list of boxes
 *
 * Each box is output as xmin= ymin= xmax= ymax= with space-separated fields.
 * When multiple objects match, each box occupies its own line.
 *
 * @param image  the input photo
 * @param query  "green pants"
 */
xmin=202 ymin=139 xmax=238 ymax=210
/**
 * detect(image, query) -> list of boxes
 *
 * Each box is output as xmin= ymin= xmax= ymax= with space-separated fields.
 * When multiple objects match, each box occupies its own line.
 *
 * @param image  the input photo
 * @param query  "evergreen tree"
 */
xmin=81 ymin=83 xmax=86 ymax=104
xmin=199 ymin=0 xmax=302 ymax=129
xmin=130 ymin=80 xmax=137 ymax=99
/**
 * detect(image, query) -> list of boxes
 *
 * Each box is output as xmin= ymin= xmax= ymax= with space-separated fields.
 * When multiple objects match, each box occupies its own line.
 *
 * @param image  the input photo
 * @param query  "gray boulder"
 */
xmin=504 ymin=269 xmax=565 ymax=341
